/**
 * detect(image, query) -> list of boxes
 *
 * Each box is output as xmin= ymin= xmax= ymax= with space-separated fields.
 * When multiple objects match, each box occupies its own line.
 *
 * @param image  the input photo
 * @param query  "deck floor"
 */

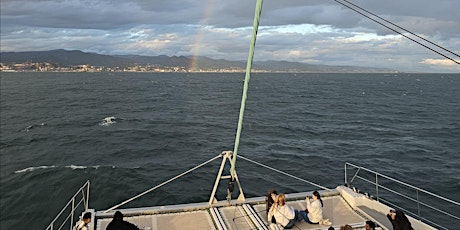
xmin=254 ymin=196 xmax=366 ymax=229
xmin=96 ymin=195 xmax=367 ymax=230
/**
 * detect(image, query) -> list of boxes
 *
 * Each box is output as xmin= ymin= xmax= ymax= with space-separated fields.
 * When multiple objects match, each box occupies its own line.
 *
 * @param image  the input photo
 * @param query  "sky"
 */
xmin=1 ymin=0 xmax=459 ymax=73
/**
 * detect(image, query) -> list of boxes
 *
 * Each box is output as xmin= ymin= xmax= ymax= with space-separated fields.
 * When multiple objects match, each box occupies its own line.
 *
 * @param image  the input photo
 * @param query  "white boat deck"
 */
xmin=49 ymin=163 xmax=456 ymax=230
xmin=95 ymin=190 xmax=369 ymax=230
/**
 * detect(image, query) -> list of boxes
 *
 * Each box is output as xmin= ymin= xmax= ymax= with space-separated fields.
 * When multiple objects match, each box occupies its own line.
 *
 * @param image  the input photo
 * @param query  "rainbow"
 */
xmin=189 ymin=0 xmax=215 ymax=72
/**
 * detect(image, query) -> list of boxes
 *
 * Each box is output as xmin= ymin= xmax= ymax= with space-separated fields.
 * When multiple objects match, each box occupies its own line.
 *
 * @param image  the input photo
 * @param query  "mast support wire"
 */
xmin=104 ymin=154 xmax=222 ymax=212
xmin=238 ymin=155 xmax=332 ymax=191
xmin=335 ymin=0 xmax=460 ymax=65
xmin=103 ymin=153 xmax=333 ymax=213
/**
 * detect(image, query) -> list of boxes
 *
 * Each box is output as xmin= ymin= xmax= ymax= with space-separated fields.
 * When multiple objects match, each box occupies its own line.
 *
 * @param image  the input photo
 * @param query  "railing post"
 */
xmin=375 ymin=173 xmax=379 ymax=202
xmin=336 ymin=163 xmax=459 ymax=229
xmin=417 ymin=190 xmax=421 ymax=220
xmin=86 ymin=181 xmax=90 ymax=210
xmin=344 ymin=163 xmax=348 ymax=185
xmin=70 ymin=198 xmax=75 ymax=230
xmin=45 ymin=181 xmax=92 ymax=230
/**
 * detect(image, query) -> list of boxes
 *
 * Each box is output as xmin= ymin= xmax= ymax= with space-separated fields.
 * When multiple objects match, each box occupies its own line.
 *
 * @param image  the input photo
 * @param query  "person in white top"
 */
xmin=74 ymin=212 xmax=91 ymax=230
xmin=299 ymin=190 xmax=323 ymax=224
xmin=267 ymin=193 xmax=299 ymax=229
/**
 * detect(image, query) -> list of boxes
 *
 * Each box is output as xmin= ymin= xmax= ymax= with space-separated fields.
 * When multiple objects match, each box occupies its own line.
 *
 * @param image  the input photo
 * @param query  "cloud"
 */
xmin=421 ymin=59 xmax=460 ymax=66
xmin=1 ymin=0 xmax=459 ymax=72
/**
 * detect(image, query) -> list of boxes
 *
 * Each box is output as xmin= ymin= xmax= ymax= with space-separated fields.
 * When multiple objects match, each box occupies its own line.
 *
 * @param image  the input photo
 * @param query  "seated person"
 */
xmin=340 ymin=225 xmax=352 ymax=230
xmin=106 ymin=211 xmax=139 ymax=230
xmin=267 ymin=193 xmax=299 ymax=229
xmin=366 ymin=220 xmax=376 ymax=230
xmin=265 ymin=189 xmax=278 ymax=224
xmin=387 ymin=209 xmax=414 ymax=230
xmin=298 ymin=191 xmax=323 ymax=224
xmin=74 ymin=212 xmax=91 ymax=230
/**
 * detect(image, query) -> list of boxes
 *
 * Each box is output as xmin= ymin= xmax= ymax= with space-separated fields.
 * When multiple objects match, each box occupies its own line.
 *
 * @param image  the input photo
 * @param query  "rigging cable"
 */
xmin=104 ymin=154 xmax=222 ymax=212
xmin=239 ymin=155 xmax=331 ymax=191
xmin=341 ymin=0 xmax=459 ymax=59
xmin=334 ymin=0 xmax=460 ymax=65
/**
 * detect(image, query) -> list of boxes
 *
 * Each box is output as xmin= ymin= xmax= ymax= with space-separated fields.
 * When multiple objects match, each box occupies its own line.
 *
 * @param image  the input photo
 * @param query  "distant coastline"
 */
xmin=1 ymin=49 xmax=398 ymax=73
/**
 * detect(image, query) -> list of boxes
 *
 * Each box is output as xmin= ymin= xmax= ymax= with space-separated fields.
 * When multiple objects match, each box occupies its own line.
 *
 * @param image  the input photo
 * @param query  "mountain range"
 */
xmin=0 ymin=49 xmax=397 ymax=73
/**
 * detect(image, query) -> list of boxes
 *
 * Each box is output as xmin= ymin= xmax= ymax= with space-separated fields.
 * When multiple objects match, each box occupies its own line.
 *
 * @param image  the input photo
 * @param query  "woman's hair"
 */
xmin=313 ymin=191 xmax=323 ymax=207
xmin=340 ymin=224 xmax=352 ymax=230
xmin=82 ymin=212 xmax=91 ymax=220
xmin=395 ymin=210 xmax=413 ymax=229
xmin=277 ymin=193 xmax=286 ymax=206
xmin=266 ymin=189 xmax=278 ymax=199
xmin=265 ymin=189 xmax=278 ymax=213
xmin=266 ymin=189 xmax=278 ymax=205
xmin=366 ymin=220 xmax=376 ymax=228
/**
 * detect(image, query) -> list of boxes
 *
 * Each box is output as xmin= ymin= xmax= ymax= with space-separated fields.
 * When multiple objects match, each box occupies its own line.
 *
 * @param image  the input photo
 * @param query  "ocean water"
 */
xmin=1 ymin=72 xmax=459 ymax=229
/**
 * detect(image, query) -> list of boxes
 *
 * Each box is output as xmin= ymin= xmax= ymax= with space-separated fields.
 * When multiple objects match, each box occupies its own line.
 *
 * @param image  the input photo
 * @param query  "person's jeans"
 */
xmin=283 ymin=210 xmax=299 ymax=229
xmin=298 ymin=210 xmax=319 ymax=224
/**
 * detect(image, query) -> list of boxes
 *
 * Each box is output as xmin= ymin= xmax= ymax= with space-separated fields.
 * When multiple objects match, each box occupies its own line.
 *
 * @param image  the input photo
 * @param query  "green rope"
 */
xmin=231 ymin=0 xmax=263 ymax=179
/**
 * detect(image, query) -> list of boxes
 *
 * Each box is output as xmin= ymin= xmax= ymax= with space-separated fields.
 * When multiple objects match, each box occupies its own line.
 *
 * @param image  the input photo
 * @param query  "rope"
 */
xmin=104 ymin=154 xmax=222 ymax=212
xmin=334 ymin=0 xmax=460 ymax=65
xmin=238 ymin=155 xmax=332 ymax=191
xmin=231 ymin=0 xmax=264 ymax=179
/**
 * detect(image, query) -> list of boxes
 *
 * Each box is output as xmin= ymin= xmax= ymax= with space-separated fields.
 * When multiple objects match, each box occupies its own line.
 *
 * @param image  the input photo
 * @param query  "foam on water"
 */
xmin=23 ymin=122 xmax=46 ymax=132
xmin=15 ymin=165 xmax=101 ymax=174
xmin=99 ymin=116 xmax=117 ymax=126
xmin=1 ymin=72 xmax=459 ymax=229
xmin=14 ymin=165 xmax=57 ymax=173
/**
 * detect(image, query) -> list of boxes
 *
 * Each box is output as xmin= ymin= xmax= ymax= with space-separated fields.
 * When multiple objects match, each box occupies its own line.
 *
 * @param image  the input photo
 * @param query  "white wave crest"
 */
xmin=15 ymin=165 xmax=101 ymax=173
xmin=66 ymin=165 xmax=87 ymax=170
xmin=24 ymin=122 xmax=46 ymax=132
xmin=99 ymin=116 xmax=116 ymax=126
xmin=15 ymin=165 xmax=56 ymax=173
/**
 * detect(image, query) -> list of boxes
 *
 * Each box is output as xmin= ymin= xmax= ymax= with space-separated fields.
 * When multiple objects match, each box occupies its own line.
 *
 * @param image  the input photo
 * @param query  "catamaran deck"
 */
xmin=92 ymin=185 xmax=441 ymax=230
xmin=50 ymin=163 xmax=452 ymax=230
xmin=95 ymin=190 xmax=369 ymax=230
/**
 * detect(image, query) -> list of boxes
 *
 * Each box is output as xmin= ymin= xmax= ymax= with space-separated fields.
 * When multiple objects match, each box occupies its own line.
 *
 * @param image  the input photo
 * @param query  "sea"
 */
xmin=1 ymin=72 xmax=459 ymax=229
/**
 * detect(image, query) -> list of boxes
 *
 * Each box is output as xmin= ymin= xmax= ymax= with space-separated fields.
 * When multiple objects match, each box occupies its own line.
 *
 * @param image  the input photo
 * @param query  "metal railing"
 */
xmin=46 ymin=180 xmax=90 ymax=230
xmin=344 ymin=162 xmax=460 ymax=230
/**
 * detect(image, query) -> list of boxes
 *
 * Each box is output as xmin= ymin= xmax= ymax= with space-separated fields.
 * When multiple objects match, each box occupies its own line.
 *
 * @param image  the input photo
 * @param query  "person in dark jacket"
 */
xmin=365 ymin=220 xmax=376 ymax=230
xmin=106 ymin=211 xmax=139 ymax=230
xmin=386 ymin=209 xmax=414 ymax=230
